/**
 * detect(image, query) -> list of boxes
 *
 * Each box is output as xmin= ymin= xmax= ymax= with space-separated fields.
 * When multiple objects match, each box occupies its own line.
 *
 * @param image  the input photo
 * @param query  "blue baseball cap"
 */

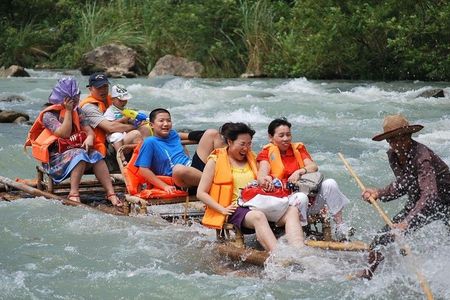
xmin=86 ymin=72 xmax=110 ymax=88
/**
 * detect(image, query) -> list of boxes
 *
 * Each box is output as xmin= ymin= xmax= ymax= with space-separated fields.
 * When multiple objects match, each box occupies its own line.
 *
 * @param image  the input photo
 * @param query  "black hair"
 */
xmin=149 ymin=108 xmax=170 ymax=122
xmin=220 ymin=122 xmax=255 ymax=142
xmin=268 ymin=118 xmax=291 ymax=136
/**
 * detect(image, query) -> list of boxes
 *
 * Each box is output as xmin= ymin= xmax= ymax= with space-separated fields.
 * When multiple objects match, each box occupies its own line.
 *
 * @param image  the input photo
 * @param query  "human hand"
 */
xmin=133 ymin=119 xmax=143 ymax=128
xmin=221 ymin=203 xmax=237 ymax=215
xmin=258 ymin=175 xmax=273 ymax=191
xmin=163 ymin=185 xmax=176 ymax=194
xmin=288 ymin=170 xmax=301 ymax=183
xmin=362 ymin=188 xmax=378 ymax=203
xmin=82 ymin=135 xmax=94 ymax=151
xmin=392 ymin=221 xmax=408 ymax=231
xmin=63 ymin=97 xmax=75 ymax=111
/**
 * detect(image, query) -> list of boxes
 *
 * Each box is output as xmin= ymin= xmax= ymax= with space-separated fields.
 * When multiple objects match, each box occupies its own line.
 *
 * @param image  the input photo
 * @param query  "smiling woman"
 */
xmin=256 ymin=118 xmax=355 ymax=241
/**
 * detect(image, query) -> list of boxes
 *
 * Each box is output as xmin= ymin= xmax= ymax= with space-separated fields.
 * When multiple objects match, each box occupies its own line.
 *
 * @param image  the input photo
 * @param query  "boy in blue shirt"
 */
xmin=135 ymin=108 xmax=224 ymax=193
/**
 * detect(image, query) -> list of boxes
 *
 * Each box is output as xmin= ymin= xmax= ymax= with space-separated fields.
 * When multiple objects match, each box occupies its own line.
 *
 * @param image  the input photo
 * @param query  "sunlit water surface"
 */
xmin=0 ymin=70 xmax=449 ymax=299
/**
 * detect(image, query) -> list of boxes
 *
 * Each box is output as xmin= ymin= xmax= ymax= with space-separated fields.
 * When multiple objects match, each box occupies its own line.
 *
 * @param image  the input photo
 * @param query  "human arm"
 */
xmin=51 ymin=98 xmax=76 ymax=138
xmin=197 ymin=159 xmax=237 ymax=215
xmin=83 ymin=103 xmax=135 ymax=134
xmin=81 ymin=124 xmax=95 ymax=151
xmin=287 ymin=158 xmax=318 ymax=183
xmin=361 ymin=188 xmax=380 ymax=203
xmin=116 ymin=116 xmax=131 ymax=124
xmin=97 ymin=119 xmax=135 ymax=134
xmin=257 ymin=160 xmax=274 ymax=190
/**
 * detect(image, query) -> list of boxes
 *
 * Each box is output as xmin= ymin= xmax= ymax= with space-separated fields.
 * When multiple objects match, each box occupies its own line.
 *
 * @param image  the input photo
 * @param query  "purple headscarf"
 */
xmin=48 ymin=77 xmax=81 ymax=105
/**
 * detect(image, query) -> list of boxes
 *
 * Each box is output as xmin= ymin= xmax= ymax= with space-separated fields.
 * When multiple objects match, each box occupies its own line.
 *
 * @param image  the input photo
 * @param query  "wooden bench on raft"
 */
xmin=35 ymin=165 xmax=125 ymax=195
xmin=116 ymin=141 xmax=201 ymax=218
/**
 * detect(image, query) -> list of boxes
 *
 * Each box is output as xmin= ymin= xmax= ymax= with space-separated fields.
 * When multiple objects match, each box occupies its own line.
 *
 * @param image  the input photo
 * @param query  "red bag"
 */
xmin=240 ymin=185 xmax=289 ymax=202
xmin=57 ymin=131 xmax=87 ymax=153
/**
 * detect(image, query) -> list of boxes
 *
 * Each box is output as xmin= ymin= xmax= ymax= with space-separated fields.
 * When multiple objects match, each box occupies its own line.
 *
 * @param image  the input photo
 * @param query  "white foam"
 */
xmin=272 ymin=77 xmax=323 ymax=95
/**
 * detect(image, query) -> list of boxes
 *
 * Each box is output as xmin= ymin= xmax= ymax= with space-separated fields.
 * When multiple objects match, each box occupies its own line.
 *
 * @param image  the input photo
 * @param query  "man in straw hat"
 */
xmin=357 ymin=114 xmax=450 ymax=279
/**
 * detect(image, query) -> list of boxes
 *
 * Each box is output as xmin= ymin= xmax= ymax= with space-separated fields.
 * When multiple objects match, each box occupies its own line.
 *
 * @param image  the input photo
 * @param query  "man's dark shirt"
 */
xmin=378 ymin=140 xmax=450 ymax=223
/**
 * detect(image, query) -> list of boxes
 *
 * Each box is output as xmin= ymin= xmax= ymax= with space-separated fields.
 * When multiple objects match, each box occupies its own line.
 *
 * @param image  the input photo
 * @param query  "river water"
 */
xmin=0 ymin=70 xmax=449 ymax=299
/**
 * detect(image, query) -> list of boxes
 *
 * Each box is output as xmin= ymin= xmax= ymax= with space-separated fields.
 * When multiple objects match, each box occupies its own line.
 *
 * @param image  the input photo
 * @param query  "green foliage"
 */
xmin=0 ymin=0 xmax=448 ymax=80
xmin=0 ymin=22 xmax=52 ymax=67
xmin=138 ymin=0 xmax=245 ymax=76
xmin=270 ymin=0 xmax=450 ymax=80
xmin=237 ymin=0 xmax=276 ymax=75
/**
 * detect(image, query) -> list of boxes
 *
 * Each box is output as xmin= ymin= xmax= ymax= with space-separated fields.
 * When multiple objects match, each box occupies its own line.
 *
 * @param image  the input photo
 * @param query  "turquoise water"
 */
xmin=1 ymin=70 xmax=449 ymax=299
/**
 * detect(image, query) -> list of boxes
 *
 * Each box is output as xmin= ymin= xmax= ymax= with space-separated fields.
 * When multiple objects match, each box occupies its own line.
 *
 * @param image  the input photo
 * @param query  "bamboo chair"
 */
xmin=35 ymin=147 xmax=125 ymax=196
xmin=217 ymin=211 xmax=332 ymax=250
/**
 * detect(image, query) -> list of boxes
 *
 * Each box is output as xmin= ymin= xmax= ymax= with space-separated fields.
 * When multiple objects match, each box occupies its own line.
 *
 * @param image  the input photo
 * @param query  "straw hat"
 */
xmin=372 ymin=114 xmax=423 ymax=141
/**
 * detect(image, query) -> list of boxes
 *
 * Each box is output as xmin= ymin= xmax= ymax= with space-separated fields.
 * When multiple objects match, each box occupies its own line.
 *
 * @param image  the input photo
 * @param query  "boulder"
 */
xmin=0 ymin=94 xmax=26 ymax=102
xmin=0 ymin=65 xmax=30 ymax=77
xmin=80 ymin=44 xmax=138 ymax=78
xmin=105 ymin=66 xmax=137 ymax=78
xmin=0 ymin=110 xmax=30 ymax=123
xmin=148 ymin=55 xmax=203 ymax=78
xmin=417 ymin=88 xmax=445 ymax=98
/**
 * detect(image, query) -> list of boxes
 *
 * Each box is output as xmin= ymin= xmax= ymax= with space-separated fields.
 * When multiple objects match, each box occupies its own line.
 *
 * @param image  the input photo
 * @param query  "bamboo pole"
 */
xmin=0 ymin=175 xmax=125 ymax=216
xmin=305 ymin=240 xmax=369 ymax=252
xmin=338 ymin=153 xmax=433 ymax=300
xmin=216 ymin=243 xmax=269 ymax=266
xmin=0 ymin=175 xmax=65 ymax=201
xmin=215 ymin=239 xmax=369 ymax=267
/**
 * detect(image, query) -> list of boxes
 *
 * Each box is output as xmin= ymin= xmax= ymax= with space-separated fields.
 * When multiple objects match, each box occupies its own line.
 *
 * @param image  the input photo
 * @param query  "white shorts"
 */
xmin=106 ymin=132 xmax=126 ymax=144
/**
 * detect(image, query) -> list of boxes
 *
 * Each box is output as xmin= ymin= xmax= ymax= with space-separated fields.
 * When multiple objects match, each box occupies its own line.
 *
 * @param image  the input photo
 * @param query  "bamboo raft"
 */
xmin=0 ymin=141 xmax=369 ymax=268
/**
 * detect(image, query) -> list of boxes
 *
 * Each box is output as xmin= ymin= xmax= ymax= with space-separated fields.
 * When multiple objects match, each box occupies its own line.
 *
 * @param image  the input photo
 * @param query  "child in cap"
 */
xmin=103 ymin=85 xmax=142 ymax=165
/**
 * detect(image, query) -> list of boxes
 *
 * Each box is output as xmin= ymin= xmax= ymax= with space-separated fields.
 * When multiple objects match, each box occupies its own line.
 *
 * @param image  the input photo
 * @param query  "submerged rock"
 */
xmin=417 ymin=88 xmax=445 ymax=98
xmin=0 ymin=65 xmax=30 ymax=78
xmin=0 ymin=94 xmax=26 ymax=102
xmin=0 ymin=110 xmax=30 ymax=123
xmin=148 ymin=55 xmax=203 ymax=78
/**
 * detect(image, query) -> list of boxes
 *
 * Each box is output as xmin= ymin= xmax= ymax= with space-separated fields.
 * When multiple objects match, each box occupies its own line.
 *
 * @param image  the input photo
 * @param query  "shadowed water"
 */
xmin=0 ymin=70 xmax=449 ymax=299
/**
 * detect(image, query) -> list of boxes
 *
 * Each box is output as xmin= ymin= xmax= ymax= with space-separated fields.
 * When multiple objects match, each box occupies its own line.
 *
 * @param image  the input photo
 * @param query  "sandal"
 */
xmin=67 ymin=193 xmax=81 ymax=202
xmin=106 ymin=193 xmax=123 ymax=207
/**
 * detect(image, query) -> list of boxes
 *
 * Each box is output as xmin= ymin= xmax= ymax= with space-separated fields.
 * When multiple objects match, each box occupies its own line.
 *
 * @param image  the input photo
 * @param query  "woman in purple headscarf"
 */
xmin=35 ymin=77 xmax=122 ymax=206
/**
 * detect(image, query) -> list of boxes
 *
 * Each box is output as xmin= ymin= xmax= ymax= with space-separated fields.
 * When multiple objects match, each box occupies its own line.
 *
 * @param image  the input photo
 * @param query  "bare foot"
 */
xmin=67 ymin=194 xmax=81 ymax=202
xmin=106 ymin=193 xmax=123 ymax=207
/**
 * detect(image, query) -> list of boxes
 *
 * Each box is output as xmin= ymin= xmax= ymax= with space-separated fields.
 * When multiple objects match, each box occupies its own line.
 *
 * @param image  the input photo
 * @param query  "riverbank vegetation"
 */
xmin=1 ymin=0 xmax=449 ymax=80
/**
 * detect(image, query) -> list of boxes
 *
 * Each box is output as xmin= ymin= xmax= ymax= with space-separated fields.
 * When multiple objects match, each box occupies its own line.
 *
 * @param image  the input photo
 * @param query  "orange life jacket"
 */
xmin=24 ymin=104 xmax=81 ymax=163
xmin=202 ymin=147 xmax=258 ymax=229
xmin=79 ymin=95 xmax=112 ymax=156
xmin=123 ymin=143 xmax=187 ymax=199
xmin=263 ymin=142 xmax=305 ymax=179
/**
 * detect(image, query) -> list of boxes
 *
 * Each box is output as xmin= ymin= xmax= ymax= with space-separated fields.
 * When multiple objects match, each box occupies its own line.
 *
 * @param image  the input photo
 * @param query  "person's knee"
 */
xmin=203 ymin=128 xmax=219 ymax=137
xmin=248 ymin=210 xmax=268 ymax=225
xmin=321 ymin=178 xmax=338 ymax=193
xmin=133 ymin=131 xmax=143 ymax=143
xmin=291 ymin=192 xmax=308 ymax=207
xmin=172 ymin=165 xmax=185 ymax=177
